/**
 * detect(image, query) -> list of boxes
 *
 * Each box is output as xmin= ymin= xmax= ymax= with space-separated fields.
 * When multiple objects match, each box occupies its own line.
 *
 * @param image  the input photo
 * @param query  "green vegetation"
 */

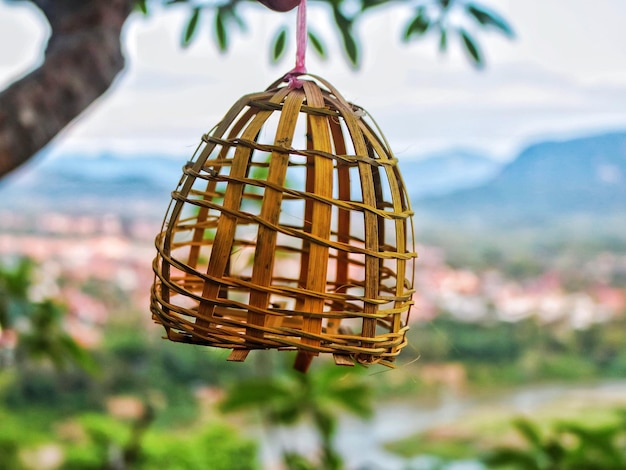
xmin=0 ymin=256 xmax=378 ymax=469
xmin=0 ymin=257 xmax=259 ymax=469
xmin=485 ymin=412 xmax=626 ymax=469
xmin=417 ymin=217 xmax=626 ymax=279
xmin=0 ymin=406 xmax=259 ymax=470
xmin=62 ymin=414 xmax=258 ymax=470
xmin=0 ymin=258 xmax=95 ymax=371
xmin=405 ymin=313 xmax=626 ymax=388
xmin=386 ymin=396 xmax=626 ymax=468
xmin=221 ymin=361 xmax=373 ymax=470
xmin=167 ymin=0 xmax=514 ymax=68
xmin=1 ymin=237 xmax=625 ymax=469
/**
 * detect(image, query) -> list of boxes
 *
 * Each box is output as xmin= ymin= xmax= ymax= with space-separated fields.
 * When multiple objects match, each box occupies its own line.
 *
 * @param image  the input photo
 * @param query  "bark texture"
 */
xmin=0 ymin=0 xmax=134 ymax=177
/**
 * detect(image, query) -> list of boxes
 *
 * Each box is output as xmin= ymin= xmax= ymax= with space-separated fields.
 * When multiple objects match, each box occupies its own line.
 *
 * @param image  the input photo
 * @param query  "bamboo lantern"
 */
xmin=150 ymin=74 xmax=416 ymax=372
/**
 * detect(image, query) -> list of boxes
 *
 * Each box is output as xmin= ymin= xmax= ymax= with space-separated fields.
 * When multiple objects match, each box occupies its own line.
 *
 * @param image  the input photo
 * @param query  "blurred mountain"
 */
xmin=398 ymin=149 xmax=502 ymax=198
xmin=417 ymin=132 xmax=626 ymax=224
xmin=0 ymin=152 xmax=185 ymax=218
xmin=0 ymin=148 xmax=500 ymax=218
xmin=2 ymin=132 xmax=625 ymax=227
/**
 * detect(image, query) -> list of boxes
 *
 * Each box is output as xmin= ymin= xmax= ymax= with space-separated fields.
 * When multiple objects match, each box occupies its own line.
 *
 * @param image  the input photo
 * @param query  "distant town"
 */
xmin=2 ymin=209 xmax=624 ymax=350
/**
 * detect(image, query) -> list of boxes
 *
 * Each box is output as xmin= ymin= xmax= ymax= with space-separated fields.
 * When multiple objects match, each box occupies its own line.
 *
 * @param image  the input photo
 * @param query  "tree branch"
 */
xmin=0 ymin=0 xmax=134 ymax=177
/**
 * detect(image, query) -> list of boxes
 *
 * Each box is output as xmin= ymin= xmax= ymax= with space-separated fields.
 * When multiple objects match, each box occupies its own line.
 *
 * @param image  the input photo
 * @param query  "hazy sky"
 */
xmin=2 ymin=0 xmax=626 ymax=161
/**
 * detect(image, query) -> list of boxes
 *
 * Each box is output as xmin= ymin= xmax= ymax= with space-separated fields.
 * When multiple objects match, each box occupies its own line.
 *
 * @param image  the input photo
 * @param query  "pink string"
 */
xmin=287 ymin=0 xmax=307 ymax=88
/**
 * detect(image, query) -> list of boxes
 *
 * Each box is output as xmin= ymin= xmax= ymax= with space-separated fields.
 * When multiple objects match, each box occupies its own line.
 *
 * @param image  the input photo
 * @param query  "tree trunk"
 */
xmin=0 ymin=0 xmax=135 ymax=178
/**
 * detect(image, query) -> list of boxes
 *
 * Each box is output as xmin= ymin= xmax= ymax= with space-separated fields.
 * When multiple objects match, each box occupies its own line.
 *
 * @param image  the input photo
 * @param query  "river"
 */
xmin=255 ymin=380 xmax=626 ymax=470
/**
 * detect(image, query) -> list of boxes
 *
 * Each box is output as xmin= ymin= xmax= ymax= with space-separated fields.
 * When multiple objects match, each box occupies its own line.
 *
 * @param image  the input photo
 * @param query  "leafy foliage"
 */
xmin=0 ymin=259 xmax=258 ymax=469
xmin=460 ymin=28 xmax=482 ymax=66
xmin=0 ymin=257 xmax=33 ymax=330
xmin=403 ymin=7 xmax=430 ymax=41
xmin=141 ymin=424 xmax=258 ymax=470
xmin=0 ymin=407 xmax=48 ymax=470
xmin=329 ymin=1 xmax=359 ymax=65
xmin=0 ymin=402 xmax=258 ymax=470
xmin=465 ymin=4 xmax=514 ymax=37
xmin=484 ymin=412 xmax=626 ymax=469
xmin=272 ymin=26 xmax=289 ymax=61
xmin=0 ymin=258 xmax=95 ymax=372
xmin=221 ymin=360 xmax=374 ymax=469
xmin=221 ymin=360 xmax=373 ymax=422
xmin=136 ymin=0 xmax=149 ymax=15
xmin=183 ymin=6 xmax=201 ymax=46
xmin=400 ymin=0 xmax=514 ymax=67
xmin=407 ymin=311 xmax=626 ymax=387
xmin=215 ymin=7 xmax=229 ymax=51
xmin=307 ymin=30 xmax=326 ymax=58
xmin=60 ymin=412 xmax=258 ymax=470
xmin=19 ymin=300 xmax=98 ymax=373
xmin=141 ymin=0 xmax=514 ymax=68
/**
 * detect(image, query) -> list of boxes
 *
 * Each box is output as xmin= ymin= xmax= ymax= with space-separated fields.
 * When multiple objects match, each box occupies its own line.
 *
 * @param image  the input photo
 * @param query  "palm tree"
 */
xmin=220 ymin=357 xmax=374 ymax=470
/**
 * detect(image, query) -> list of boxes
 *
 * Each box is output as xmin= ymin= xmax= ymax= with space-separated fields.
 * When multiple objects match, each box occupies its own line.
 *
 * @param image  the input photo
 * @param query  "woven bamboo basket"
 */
xmin=151 ymin=74 xmax=416 ymax=371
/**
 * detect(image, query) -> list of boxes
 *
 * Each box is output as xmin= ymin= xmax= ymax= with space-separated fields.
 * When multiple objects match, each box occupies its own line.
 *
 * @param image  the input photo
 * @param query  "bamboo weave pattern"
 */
xmin=151 ymin=74 xmax=416 ymax=371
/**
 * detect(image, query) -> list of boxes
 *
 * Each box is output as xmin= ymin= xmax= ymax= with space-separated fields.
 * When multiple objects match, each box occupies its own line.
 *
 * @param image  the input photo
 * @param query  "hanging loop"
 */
xmin=286 ymin=0 xmax=307 ymax=88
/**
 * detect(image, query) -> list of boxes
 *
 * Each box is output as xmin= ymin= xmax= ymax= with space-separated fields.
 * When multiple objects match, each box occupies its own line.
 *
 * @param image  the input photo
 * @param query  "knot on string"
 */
xmin=285 ymin=67 xmax=306 ymax=89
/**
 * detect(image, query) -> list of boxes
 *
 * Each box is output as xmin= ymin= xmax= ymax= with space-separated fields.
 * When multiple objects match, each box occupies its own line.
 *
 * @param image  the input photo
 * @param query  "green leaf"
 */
xmin=339 ymin=27 xmax=359 ymax=66
xmin=283 ymin=452 xmax=316 ymax=470
xmin=460 ymin=28 xmax=482 ymax=66
xmin=328 ymin=385 xmax=373 ymax=417
xmin=227 ymin=6 xmax=247 ymax=32
xmin=466 ymin=4 xmax=514 ymax=37
xmin=360 ymin=0 xmax=388 ymax=11
xmin=403 ymin=8 xmax=430 ymax=41
xmin=361 ymin=0 xmax=391 ymax=13
xmin=439 ymin=26 xmax=448 ymax=52
xmin=558 ymin=422 xmax=623 ymax=463
xmin=16 ymin=299 xmax=99 ymax=373
xmin=308 ymin=30 xmax=326 ymax=58
xmin=512 ymin=418 xmax=544 ymax=449
xmin=483 ymin=448 xmax=541 ymax=468
xmin=312 ymin=409 xmax=337 ymax=439
xmin=182 ymin=6 xmax=201 ymax=47
xmin=136 ymin=0 xmax=148 ymax=15
xmin=215 ymin=8 xmax=228 ymax=52
xmin=332 ymin=5 xmax=360 ymax=66
xmin=219 ymin=378 xmax=291 ymax=412
xmin=272 ymin=27 xmax=288 ymax=62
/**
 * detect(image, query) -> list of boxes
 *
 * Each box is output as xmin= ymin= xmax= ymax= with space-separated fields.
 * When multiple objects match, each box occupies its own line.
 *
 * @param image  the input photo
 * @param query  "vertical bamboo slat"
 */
xmin=150 ymin=74 xmax=417 ymax=371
